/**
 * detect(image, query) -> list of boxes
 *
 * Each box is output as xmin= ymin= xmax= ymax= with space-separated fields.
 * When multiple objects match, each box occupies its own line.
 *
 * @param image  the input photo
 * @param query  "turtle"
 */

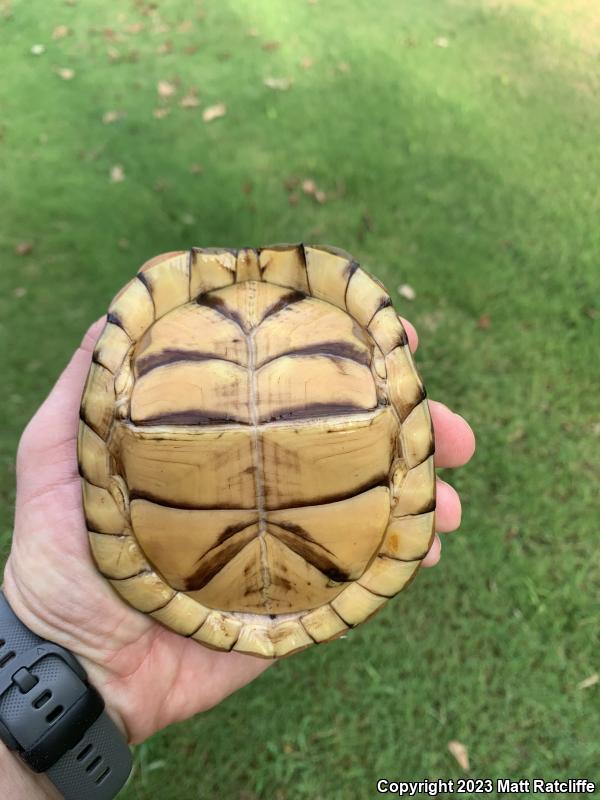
xmin=78 ymin=244 xmax=435 ymax=659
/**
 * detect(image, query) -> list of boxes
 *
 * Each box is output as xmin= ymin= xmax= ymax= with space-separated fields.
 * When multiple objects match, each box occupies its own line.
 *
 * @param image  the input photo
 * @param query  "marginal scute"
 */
xmin=189 ymin=248 xmax=236 ymax=296
xmin=138 ymin=251 xmax=190 ymax=319
xmin=109 ymin=277 xmax=155 ymax=340
xmin=233 ymin=625 xmax=274 ymax=658
xmin=300 ymin=604 xmax=348 ymax=642
xmin=236 ymin=248 xmax=261 ymax=282
xmin=270 ymin=620 xmax=314 ymax=657
xmin=380 ymin=512 xmax=435 ymax=562
xmin=78 ymin=422 xmax=111 ymax=488
xmin=80 ymin=362 xmax=115 ymax=439
xmin=192 ymin=610 xmax=242 ymax=650
xmin=304 ymin=245 xmax=353 ymax=309
xmin=330 ymin=583 xmax=387 ymax=626
xmin=358 ymin=556 xmax=420 ymax=597
xmin=400 ymin=400 xmax=434 ymax=468
xmin=93 ymin=323 xmax=131 ymax=375
xmin=259 ymin=245 xmax=310 ymax=292
xmin=392 ymin=456 xmax=435 ymax=515
xmin=82 ymin=481 xmax=126 ymax=534
xmin=386 ymin=345 xmax=424 ymax=420
xmin=151 ymin=593 xmax=210 ymax=635
xmin=368 ymin=306 xmax=408 ymax=355
xmin=345 ymin=268 xmax=390 ymax=327
xmin=110 ymin=572 xmax=175 ymax=613
xmin=88 ymin=532 xmax=149 ymax=579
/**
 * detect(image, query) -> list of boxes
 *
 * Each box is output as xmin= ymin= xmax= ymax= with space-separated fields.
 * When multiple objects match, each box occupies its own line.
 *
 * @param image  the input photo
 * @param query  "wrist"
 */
xmin=0 ymin=734 xmax=61 ymax=799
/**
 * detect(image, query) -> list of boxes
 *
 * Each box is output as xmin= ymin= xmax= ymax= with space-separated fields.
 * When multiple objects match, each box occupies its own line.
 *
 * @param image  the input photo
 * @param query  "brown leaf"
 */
xmin=177 ymin=20 xmax=193 ymax=33
xmin=15 ymin=242 xmax=33 ymax=255
xmin=448 ymin=740 xmax=469 ymax=771
xmin=179 ymin=89 xmax=200 ymax=108
xmin=300 ymin=56 xmax=314 ymax=69
xmin=56 ymin=67 xmax=75 ymax=80
xmin=109 ymin=164 xmax=125 ymax=183
xmin=125 ymin=22 xmax=144 ymax=34
xmin=302 ymin=178 xmax=316 ymax=195
xmin=102 ymin=110 xmax=123 ymax=124
xmin=264 ymin=76 xmax=292 ymax=91
xmin=262 ymin=40 xmax=280 ymax=51
xmin=184 ymin=45 xmax=199 ymax=55
xmin=578 ymin=673 xmax=599 ymax=690
xmin=189 ymin=163 xmax=203 ymax=174
xmin=157 ymin=79 xmax=177 ymax=98
xmin=156 ymin=41 xmax=172 ymax=55
xmin=283 ymin=176 xmax=299 ymax=190
xmin=52 ymin=25 xmax=70 ymax=40
xmin=398 ymin=283 xmax=416 ymax=301
xmin=202 ymin=102 xmax=226 ymax=122
xmin=314 ymin=190 xmax=326 ymax=204
xmin=477 ymin=314 xmax=491 ymax=329
xmin=107 ymin=47 xmax=120 ymax=62
xmin=288 ymin=193 xmax=299 ymax=206
xmin=153 ymin=107 xmax=170 ymax=119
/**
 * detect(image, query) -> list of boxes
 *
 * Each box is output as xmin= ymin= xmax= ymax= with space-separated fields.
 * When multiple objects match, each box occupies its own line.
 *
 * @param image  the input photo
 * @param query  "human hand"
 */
xmin=2 ymin=316 xmax=474 ymax=746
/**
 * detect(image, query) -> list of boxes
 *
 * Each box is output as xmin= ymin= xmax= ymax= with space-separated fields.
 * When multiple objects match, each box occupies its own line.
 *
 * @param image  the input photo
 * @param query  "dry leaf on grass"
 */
xmin=109 ymin=164 xmax=125 ymax=183
xmin=102 ymin=110 xmax=123 ymax=124
xmin=448 ymin=740 xmax=469 ymax=771
xmin=314 ymin=190 xmax=326 ymax=203
xmin=189 ymin=163 xmax=203 ymax=174
xmin=125 ymin=22 xmax=144 ymax=34
xmin=157 ymin=79 xmax=176 ymax=98
xmin=578 ymin=673 xmax=598 ymax=690
xmin=30 ymin=44 xmax=45 ymax=56
xmin=15 ymin=242 xmax=33 ymax=255
xmin=478 ymin=314 xmax=491 ymax=329
xmin=202 ymin=102 xmax=226 ymax=122
xmin=156 ymin=41 xmax=172 ymax=55
xmin=337 ymin=61 xmax=350 ymax=73
xmin=262 ymin=40 xmax=280 ymax=51
xmin=300 ymin=56 xmax=314 ymax=69
xmin=288 ymin=193 xmax=299 ymax=206
xmin=398 ymin=283 xmax=416 ymax=300
xmin=52 ymin=25 xmax=70 ymax=40
xmin=180 ymin=89 xmax=200 ymax=108
xmin=56 ymin=67 xmax=75 ymax=80
xmin=264 ymin=76 xmax=292 ymax=91
xmin=14 ymin=287 xmax=27 ymax=299
xmin=107 ymin=47 xmax=120 ymax=62
xmin=177 ymin=20 xmax=193 ymax=33
xmin=247 ymin=27 xmax=259 ymax=37
xmin=153 ymin=107 xmax=170 ymax=119
xmin=302 ymin=179 xmax=317 ymax=195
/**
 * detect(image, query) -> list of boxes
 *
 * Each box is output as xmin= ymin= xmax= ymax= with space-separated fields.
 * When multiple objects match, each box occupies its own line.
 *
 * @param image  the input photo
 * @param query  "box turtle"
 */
xmin=78 ymin=244 xmax=435 ymax=658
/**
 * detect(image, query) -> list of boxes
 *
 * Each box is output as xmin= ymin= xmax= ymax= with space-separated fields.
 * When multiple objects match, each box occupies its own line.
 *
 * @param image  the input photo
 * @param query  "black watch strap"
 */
xmin=0 ymin=590 xmax=132 ymax=799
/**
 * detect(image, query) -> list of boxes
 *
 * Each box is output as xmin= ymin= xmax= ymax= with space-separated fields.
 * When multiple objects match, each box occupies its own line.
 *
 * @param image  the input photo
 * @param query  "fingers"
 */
xmin=399 ymin=317 xmax=418 ymax=353
xmin=421 ymin=534 xmax=441 ymax=567
xmin=435 ymin=478 xmax=461 ymax=532
xmin=429 ymin=400 xmax=476 ymax=468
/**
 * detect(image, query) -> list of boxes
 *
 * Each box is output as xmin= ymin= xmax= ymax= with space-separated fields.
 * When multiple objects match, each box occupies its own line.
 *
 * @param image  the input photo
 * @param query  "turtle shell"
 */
xmin=78 ymin=244 xmax=435 ymax=658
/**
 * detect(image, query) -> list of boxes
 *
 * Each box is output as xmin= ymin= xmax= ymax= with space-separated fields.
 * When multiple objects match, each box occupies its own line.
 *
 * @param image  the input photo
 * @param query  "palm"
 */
xmin=3 ymin=319 xmax=474 ymax=744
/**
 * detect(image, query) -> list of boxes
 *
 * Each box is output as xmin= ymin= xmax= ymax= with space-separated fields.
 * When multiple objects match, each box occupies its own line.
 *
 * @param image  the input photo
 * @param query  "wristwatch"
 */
xmin=0 ymin=590 xmax=132 ymax=799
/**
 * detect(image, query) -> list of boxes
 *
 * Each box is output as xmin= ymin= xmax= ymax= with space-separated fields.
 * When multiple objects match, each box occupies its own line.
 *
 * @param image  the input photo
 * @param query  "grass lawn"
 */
xmin=1 ymin=1 xmax=599 ymax=798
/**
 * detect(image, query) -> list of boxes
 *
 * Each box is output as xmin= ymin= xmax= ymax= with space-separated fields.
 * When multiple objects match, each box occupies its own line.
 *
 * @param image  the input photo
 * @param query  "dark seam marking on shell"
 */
xmin=136 ymin=272 xmax=156 ymax=316
xmin=185 ymin=537 xmax=254 ymax=591
xmin=260 ymin=289 xmax=307 ymax=321
xmin=267 ymin=520 xmax=336 ymax=557
xmin=108 ymin=568 xmax=151 ymax=581
xmin=106 ymin=312 xmax=126 ymax=331
xmin=300 ymin=242 xmax=312 ymax=296
xmin=148 ymin=594 xmax=178 ymax=613
xmin=265 ymin=476 xmax=390 ymax=512
xmin=189 ymin=522 xmax=258 ymax=566
xmin=366 ymin=297 xmax=393 ymax=329
xmin=137 ymin=410 xmax=250 ymax=426
xmin=298 ymin=618 xmax=319 ymax=643
xmin=135 ymin=349 xmax=244 ymax=377
xmin=396 ymin=496 xmax=436 ymax=514
xmin=129 ymin=490 xmax=256 ymax=511
xmin=275 ymin=536 xmax=351 ymax=583
xmin=196 ymin=292 xmax=246 ymax=331
xmin=257 ymin=340 xmax=371 ymax=369
xmin=342 ymin=260 xmax=360 ymax=307
xmin=187 ymin=248 xmax=194 ymax=299
xmin=259 ymin=401 xmax=377 ymax=424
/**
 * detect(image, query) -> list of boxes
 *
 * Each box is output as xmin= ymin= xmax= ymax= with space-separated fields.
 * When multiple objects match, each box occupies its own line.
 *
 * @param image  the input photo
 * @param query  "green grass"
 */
xmin=1 ymin=1 xmax=599 ymax=797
